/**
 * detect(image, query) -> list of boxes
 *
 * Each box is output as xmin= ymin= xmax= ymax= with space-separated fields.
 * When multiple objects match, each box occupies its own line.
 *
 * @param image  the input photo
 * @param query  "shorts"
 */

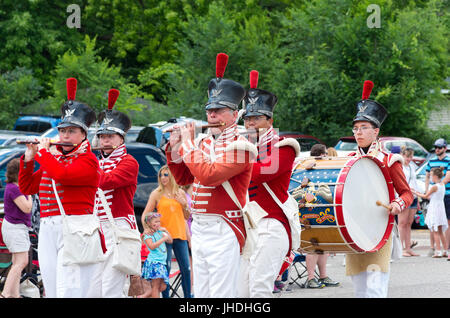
xmin=1 ymin=219 xmax=31 ymax=253
xmin=408 ymin=198 xmax=418 ymax=209
xmin=445 ymin=195 xmax=450 ymax=220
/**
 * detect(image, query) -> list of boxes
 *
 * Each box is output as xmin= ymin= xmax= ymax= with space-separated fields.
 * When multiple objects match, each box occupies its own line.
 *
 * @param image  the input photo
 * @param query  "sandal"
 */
xmin=410 ymin=241 xmax=418 ymax=249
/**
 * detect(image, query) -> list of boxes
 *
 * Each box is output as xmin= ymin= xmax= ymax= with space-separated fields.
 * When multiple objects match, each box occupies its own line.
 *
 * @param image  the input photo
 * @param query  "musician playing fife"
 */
xmin=94 ymin=89 xmax=139 ymax=298
xmin=19 ymin=78 xmax=102 ymax=297
xmin=238 ymin=70 xmax=299 ymax=297
xmin=346 ymin=80 xmax=413 ymax=298
xmin=165 ymin=53 xmax=257 ymax=298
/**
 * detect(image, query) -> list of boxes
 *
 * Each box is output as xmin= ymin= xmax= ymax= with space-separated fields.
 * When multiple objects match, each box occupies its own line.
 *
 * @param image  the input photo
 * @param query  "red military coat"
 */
xmin=248 ymin=128 xmax=299 ymax=251
xmin=19 ymin=141 xmax=100 ymax=217
xmin=166 ymin=124 xmax=257 ymax=252
xmin=95 ymin=144 xmax=139 ymax=228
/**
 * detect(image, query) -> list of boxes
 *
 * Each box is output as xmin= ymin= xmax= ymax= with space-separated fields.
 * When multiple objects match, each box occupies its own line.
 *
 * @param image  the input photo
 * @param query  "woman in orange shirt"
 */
xmin=142 ymin=165 xmax=191 ymax=298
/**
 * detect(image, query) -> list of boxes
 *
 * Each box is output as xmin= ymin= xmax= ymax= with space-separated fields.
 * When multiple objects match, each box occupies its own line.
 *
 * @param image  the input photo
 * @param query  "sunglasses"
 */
xmin=159 ymin=172 xmax=169 ymax=177
xmin=435 ymin=146 xmax=445 ymax=149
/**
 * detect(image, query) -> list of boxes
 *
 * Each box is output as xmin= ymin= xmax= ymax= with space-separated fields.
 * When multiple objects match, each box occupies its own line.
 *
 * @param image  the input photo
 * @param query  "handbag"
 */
xmin=97 ymin=188 xmax=142 ymax=275
xmin=128 ymin=275 xmax=144 ymax=297
xmin=52 ymin=180 xmax=105 ymax=266
xmin=262 ymin=183 xmax=301 ymax=250
xmin=222 ymin=181 xmax=267 ymax=259
xmin=19 ymin=275 xmax=40 ymax=298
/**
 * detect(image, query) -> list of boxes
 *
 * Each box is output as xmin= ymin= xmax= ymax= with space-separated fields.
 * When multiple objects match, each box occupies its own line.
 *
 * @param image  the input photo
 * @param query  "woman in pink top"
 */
xmin=1 ymin=158 xmax=33 ymax=298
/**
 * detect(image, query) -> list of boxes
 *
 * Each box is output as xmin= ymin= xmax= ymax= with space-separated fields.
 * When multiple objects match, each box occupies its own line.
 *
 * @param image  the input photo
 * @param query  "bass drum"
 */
xmin=289 ymin=155 xmax=395 ymax=254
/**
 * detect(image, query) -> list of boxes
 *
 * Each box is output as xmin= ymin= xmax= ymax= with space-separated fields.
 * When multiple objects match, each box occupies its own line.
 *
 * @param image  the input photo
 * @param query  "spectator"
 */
xmin=138 ymin=212 xmax=172 ymax=298
xmin=424 ymin=138 xmax=450 ymax=258
xmin=141 ymin=165 xmax=192 ymax=298
xmin=327 ymin=147 xmax=338 ymax=157
xmin=1 ymin=159 xmax=33 ymax=298
xmin=399 ymin=147 xmax=420 ymax=257
xmin=414 ymin=167 xmax=448 ymax=258
xmin=304 ymin=144 xmax=340 ymax=288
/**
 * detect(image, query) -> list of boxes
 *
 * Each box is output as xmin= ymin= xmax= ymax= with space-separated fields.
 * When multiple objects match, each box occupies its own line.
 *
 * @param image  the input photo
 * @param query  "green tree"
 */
xmin=0 ymin=0 xmax=84 ymax=97
xmin=0 ymin=67 xmax=42 ymax=129
xmin=269 ymin=0 xmax=448 ymax=146
xmin=25 ymin=36 xmax=149 ymax=120
xmin=159 ymin=1 xmax=280 ymax=121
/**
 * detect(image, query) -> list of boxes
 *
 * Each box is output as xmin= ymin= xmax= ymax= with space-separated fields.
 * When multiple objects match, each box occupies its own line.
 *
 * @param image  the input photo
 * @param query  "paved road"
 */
xmin=276 ymin=229 xmax=450 ymax=298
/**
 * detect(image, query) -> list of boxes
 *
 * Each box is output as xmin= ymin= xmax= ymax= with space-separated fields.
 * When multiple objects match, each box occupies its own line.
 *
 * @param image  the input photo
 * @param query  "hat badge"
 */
xmin=103 ymin=116 xmax=113 ymax=125
xmin=358 ymin=105 xmax=368 ymax=113
xmin=65 ymin=108 xmax=75 ymax=118
xmin=210 ymin=88 xmax=222 ymax=98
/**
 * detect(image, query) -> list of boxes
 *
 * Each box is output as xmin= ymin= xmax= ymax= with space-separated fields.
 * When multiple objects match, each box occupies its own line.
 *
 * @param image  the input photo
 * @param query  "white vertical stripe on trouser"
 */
xmin=351 ymin=270 xmax=390 ymax=298
xmin=38 ymin=215 xmax=103 ymax=298
xmin=191 ymin=215 xmax=240 ymax=298
xmin=242 ymin=218 xmax=289 ymax=298
xmin=99 ymin=219 xmax=130 ymax=298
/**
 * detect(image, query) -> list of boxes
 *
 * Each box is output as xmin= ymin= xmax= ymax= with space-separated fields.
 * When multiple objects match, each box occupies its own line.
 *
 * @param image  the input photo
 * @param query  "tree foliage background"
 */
xmin=0 ymin=0 xmax=448 ymax=147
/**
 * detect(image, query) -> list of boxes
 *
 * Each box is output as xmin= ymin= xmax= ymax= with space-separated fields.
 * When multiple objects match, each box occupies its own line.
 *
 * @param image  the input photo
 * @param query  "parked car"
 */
xmin=279 ymin=131 xmax=324 ymax=157
xmin=13 ymin=115 xmax=61 ymax=133
xmin=0 ymin=141 xmax=166 ymax=233
xmin=0 ymin=130 xmax=40 ymax=147
xmin=334 ymin=136 xmax=429 ymax=167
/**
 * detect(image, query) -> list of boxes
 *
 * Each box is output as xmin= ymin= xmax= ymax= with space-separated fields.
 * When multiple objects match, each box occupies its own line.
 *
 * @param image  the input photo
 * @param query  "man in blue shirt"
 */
xmin=425 ymin=138 xmax=450 ymax=257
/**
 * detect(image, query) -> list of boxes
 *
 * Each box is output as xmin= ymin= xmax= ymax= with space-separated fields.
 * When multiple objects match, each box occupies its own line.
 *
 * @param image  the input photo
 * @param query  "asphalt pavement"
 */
xmin=276 ymin=229 xmax=450 ymax=298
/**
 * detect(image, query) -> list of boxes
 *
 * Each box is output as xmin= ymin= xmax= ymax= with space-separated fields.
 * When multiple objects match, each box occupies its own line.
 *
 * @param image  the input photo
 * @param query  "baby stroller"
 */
xmin=0 ymin=218 xmax=43 ymax=297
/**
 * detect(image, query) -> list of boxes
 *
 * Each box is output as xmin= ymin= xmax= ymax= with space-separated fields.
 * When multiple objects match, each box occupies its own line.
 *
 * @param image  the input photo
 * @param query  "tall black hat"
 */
xmin=205 ymin=53 xmax=245 ymax=111
xmin=352 ymin=80 xmax=388 ymax=128
xmin=96 ymin=89 xmax=131 ymax=137
xmin=243 ymin=70 xmax=278 ymax=118
xmin=57 ymin=78 xmax=96 ymax=133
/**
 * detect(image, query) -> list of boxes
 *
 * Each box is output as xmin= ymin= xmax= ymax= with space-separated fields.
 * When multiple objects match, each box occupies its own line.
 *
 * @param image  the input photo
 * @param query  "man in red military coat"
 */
xmin=94 ymin=89 xmax=139 ymax=297
xmin=166 ymin=53 xmax=257 ymax=298
xmin=237 ymin=70 xmax=300 ymax=297
xmin=345 ymin=80 xmax=413 ymax=297
xmin=19 ymin=78 xmax=102 ymax=298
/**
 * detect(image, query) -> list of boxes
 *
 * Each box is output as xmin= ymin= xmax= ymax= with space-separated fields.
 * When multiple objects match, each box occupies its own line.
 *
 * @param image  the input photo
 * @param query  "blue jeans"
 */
xmin=162 ymin=239 xmax=192 ymax=298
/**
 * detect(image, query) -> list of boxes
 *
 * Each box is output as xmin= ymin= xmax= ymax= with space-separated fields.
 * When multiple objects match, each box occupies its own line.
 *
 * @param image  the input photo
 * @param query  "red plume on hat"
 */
xmin=66 ymin=78 xmax=77 ymax=100
xmin=250 ymin=70 xmax=259 ymax=89
xmin=216 ymin=53 xmax=228 ymax=78
xmin=362 ymin=80 xmax=374 ymax=100
xmin=108 ymin=89 xmax=120 ymax=110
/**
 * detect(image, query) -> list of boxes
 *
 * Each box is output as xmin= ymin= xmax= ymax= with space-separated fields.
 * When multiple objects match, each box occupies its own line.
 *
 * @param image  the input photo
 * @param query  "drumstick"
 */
xmin=376 ymin=200 xmax=391 ymax=210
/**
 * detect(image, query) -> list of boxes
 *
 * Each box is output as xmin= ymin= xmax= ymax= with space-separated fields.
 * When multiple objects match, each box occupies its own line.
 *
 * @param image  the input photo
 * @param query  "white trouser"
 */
xmin=191 ymin=214 xmax=241 ymax=298
xmin=237 ymin=218 xmax=289 ymax=298
xmin=99 ymin=219 xmax=130 ymax=298
xmin=351 ymin=270 xmax=390 ymax=298
xmin=38 ymin=215 xmax=102 ymax=298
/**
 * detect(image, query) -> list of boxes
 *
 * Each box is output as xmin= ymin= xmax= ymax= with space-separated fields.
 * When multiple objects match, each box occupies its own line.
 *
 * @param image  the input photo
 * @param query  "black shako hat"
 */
xmin=96 ymin=89 xmax=131 ymax=137
xmin=243 ymin=70 xmax=278 ymax=118
xmin=352 ymin=80 xmax=388 ymax=128
xmin=205 ymin=53 xmax=245 ymax=111
xmin=57 ymin=78 xmax=96 ymax=133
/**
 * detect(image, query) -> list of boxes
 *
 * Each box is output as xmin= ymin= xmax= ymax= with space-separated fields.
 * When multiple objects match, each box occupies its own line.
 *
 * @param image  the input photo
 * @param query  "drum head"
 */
xmin=339 ymin=157 xmax=391 ymax=252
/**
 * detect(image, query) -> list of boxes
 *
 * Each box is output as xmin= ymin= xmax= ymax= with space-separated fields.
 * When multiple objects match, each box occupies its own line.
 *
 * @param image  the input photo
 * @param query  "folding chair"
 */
xmin=287 ymin=251 xmax=319 ymax=289
xmin=169 ymin=269 xmax=182 ymax=298
xmin=0 ymin=219 xmax=12 ymax=290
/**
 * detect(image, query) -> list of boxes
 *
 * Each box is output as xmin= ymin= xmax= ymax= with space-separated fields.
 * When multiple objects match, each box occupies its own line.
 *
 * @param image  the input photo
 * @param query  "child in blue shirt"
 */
xmin=138 ymin=212 xmax=172 ymax=298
